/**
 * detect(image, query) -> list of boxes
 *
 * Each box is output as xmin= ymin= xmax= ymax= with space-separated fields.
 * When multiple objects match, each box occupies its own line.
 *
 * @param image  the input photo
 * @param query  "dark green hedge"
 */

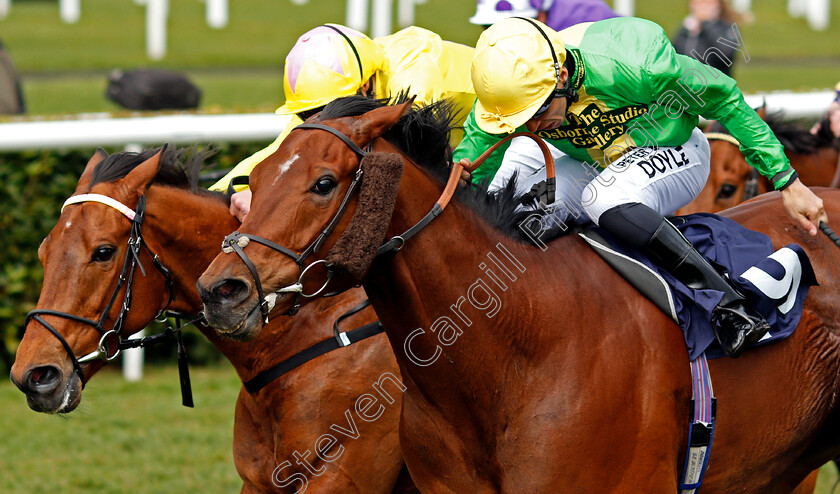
xmin=0 ymin=142 xmax=265 ymax=373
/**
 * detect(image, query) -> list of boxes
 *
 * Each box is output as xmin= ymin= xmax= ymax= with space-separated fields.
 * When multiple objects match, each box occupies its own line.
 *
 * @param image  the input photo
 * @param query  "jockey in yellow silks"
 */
xmin=210 ymin=24 xmax=475 ymax=194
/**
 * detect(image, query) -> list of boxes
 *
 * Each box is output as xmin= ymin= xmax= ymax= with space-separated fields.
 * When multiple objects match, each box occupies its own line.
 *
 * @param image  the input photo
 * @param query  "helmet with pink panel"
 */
xmin=277 ymin=24 xmax=385 ymax=116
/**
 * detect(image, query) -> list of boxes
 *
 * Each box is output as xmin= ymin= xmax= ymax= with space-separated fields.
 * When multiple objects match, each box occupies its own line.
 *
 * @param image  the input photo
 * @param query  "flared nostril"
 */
xmin=211 ymin=279 xmax=250 ymax=304
xmin=22 ymin=365 xmax=62 ymax=393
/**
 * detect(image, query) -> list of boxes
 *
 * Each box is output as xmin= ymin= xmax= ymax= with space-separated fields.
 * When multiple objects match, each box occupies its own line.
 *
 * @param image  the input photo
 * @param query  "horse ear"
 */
xmin=352 ymin=100 xmax=414 ymax=142
xmin=75 ymin=147 xmax=109 ymax=193
xmin=121 ymin=145 xmax=167 ymax=194
xmin=757 ymin=100 xmax=767 ymax=120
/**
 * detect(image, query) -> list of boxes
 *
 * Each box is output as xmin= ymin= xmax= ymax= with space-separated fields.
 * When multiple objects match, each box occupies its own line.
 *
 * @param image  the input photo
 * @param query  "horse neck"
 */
xmin=362 ymin=156 xmax=587 ymax=371
xmin=144 ymin=185 xmax=237 ymax=313
xmin=145 ymin=185 xmax=339 ymax=385
xmin=789 ymin=147 xmax=840 ymax=187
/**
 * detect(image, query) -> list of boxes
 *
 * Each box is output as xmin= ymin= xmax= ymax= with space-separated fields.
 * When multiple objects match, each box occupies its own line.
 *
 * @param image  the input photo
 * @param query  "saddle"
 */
xmin=579 ymin=213 xmax=817 ymax=359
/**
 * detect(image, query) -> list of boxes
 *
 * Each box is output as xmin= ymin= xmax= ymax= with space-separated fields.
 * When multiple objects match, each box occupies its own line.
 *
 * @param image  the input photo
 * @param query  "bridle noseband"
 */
xmin=220 ymin=123 xmax=372 ymax=318
xmin=24 ymin=194 xmax=176 ymax=387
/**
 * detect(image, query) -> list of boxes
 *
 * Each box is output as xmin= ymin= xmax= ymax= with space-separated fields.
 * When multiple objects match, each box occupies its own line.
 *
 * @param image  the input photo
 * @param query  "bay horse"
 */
xmin=197 ymin=96 xmax=840 ymax=493
xmin=10 ymin=147 xmax=416 ymax=494
xmin=677 ymin=110 xmax=840 ymax=214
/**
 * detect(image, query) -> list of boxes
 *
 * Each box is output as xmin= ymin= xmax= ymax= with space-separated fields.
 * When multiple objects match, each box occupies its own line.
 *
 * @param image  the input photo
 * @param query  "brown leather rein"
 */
xmin=221 ymin=125 xmax=556 ymax=318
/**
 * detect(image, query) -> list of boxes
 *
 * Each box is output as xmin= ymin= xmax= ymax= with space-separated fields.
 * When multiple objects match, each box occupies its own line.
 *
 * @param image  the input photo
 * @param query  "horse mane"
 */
xmin=706 ymin=111 xmax=839 ymax=153
xmin=317 ymin=95 xmax=545 ymax=241
xmin=88 ymin=146 xmax=229 ymax=204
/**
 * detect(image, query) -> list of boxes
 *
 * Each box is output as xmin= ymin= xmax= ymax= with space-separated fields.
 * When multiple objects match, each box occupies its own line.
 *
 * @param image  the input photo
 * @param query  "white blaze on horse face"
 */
xmin=64 ymin=221 xmax=72 ymax=230
xmin=273 ymin=153 xmax=299 ymax=186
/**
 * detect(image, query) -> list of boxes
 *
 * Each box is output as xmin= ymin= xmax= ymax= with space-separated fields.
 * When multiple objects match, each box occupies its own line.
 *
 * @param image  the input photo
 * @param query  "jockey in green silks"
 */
xmin=453 ymin=17 xmax=827 ymax=358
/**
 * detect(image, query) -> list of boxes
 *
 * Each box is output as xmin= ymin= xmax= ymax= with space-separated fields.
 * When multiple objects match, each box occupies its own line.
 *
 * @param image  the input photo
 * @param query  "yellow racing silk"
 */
xmin=211 ymin=27 xmax=475 ymax=193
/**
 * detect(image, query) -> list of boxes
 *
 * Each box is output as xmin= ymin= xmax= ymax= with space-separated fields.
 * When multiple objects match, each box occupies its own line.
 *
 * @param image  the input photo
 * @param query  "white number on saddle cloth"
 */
xmin=739 ymin=247 xmax=802 ymax=315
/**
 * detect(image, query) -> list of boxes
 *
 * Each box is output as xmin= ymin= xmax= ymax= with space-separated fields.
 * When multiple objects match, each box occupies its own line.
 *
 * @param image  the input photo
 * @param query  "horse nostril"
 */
xmin=22 ymin=365 xmax=62 ymax=393
xmin=212 ymin=279 xmax=250 ymax=304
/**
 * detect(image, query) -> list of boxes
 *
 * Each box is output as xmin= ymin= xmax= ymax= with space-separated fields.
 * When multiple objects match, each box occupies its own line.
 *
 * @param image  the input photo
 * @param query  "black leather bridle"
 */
xmin=221 ymin=123 xmax=371 ymax=319
xmin=220 ymin=121 xmax=453 ymax=319
xmin=24 ymin=194 xmax=179 ymax=388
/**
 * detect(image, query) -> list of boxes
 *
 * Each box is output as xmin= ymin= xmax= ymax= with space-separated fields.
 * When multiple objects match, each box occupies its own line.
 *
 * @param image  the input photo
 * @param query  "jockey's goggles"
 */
xmin=532 ymin=85 xmax=557 ymax=119
xmin=530 ymin=66 xmax=578 ymax=120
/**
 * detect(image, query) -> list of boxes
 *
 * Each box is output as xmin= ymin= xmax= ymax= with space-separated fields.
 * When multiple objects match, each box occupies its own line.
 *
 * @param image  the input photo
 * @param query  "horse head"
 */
xmin=677 ymin=121 xmax=773 ymax=214
xmin=10 ymin=147 xmax=228 ymax=413
xmin=198 ymin=98 xmax=413 ymax=340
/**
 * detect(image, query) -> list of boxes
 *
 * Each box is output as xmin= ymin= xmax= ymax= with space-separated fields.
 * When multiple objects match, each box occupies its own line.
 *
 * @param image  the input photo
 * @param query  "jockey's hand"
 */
xmin=781 ymin=178 xmax=827 ymax=236
xmin=458 ymin=158 xmax=472 ymax=187
xmin=229 ymin=189 xmax=252 ymax=222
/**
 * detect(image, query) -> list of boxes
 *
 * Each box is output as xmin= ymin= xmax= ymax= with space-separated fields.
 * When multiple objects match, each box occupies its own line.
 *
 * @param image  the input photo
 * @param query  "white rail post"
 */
xmin=788 ymin=0 xmax=806 ymax=17
xmin=732 ymin=0 xmax=751 ymax=12
xmin=805 ymin=0 xmax=829 ymax=30
xmin=0 ymin=0 xmax=9 ymax=20
xmin=123 ymin=328 xmax=145 ymax=382
xmin=147 ymin=0 xmax=168 ymax=60
xmin=346 ymin=0 xmax=369 ymax=32
xmin=206 ymin=0 xmax=228 ymax=29
xmin=371 ymin=0 xmax=392 ymax=38
xmin=397 ymin=0 xmax=414 ymax=28
xmin=59 ymin=0 xmax=80 ymax=23
xmin=613 ymin=0 xmax=634 ymax=17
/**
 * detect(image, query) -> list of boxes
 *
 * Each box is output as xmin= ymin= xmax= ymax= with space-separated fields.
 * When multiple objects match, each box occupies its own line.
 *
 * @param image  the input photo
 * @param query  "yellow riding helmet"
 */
xmin=472 ymin=17 xmax=566 ymax=134
xmin=277 ymin=24 xmax=384 ymax=116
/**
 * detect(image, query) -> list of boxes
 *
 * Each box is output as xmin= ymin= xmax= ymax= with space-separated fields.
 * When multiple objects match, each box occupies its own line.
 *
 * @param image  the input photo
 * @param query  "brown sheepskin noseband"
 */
xmin=326 ymin=152 xmax=404 ymax=280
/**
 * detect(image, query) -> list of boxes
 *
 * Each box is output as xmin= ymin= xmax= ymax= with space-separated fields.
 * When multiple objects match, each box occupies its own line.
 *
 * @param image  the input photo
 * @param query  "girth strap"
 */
xmin=679 ymin=353 xmax=716 ymax=493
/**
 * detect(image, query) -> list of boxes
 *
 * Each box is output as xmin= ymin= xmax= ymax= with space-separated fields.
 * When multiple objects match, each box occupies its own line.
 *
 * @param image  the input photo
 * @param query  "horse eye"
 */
xmin=311 ymin=177 xmax=337 ymax=195
xmin=717 ymin=183 xmax=737 ymax=200
xmin=91 ymin=246 xmax=116 ymax=263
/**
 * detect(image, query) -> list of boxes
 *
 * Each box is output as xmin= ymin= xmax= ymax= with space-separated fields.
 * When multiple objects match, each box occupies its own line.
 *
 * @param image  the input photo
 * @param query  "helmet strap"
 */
xmin=554 ymin=54 xmax=579 ymax=104
xmin=321 ymin=24 xmax=365 ymax=86
xmin=514 ymin=17 xmax=577 ymax=105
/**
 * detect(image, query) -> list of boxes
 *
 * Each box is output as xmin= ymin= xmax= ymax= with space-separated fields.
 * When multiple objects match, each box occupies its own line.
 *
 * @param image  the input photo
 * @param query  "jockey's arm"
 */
xmin=642 ymin=34 xmax=828 ymax=232
xmin=453 ymin=106 xmax=518 ymax=185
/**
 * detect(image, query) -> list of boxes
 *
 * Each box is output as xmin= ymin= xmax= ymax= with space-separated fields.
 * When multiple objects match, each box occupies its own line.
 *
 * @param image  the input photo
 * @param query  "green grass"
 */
xmin=0 ymin=365 xmax=839 ymax=492
xmin=0 ymin=365 xmax=242 ymax=493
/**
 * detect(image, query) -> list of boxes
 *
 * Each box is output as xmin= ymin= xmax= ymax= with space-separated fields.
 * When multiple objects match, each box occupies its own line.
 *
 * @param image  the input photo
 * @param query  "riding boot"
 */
xmin=642 ymin=219 xmax=770 ymax=358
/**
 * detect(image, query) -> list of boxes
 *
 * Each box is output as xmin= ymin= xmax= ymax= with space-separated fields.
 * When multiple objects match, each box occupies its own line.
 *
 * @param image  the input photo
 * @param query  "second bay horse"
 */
xmin=678 ymin=111 xmax=839 ymax=214
xmin=10 ymin=148 xmax=415 ymax=493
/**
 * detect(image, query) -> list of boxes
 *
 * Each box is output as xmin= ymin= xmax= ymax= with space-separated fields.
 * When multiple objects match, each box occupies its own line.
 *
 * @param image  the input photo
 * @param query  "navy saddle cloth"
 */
xmin=579 ymin=213 xmax=818 ymax=360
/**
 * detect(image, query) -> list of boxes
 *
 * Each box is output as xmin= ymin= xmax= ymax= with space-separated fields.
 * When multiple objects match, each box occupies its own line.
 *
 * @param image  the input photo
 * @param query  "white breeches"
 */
xmin=490 ymin=128 xmax=711 ymax=225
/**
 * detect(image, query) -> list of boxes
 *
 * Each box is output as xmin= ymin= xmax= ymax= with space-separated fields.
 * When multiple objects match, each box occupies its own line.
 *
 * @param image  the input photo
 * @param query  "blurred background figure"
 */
xmin=469 ymin=0 xmax=620 ymax=31
xmin=671 ymin=0 xmax=742 ymax=76
xmin=0 ymin=38 xmax=25 ymax=114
